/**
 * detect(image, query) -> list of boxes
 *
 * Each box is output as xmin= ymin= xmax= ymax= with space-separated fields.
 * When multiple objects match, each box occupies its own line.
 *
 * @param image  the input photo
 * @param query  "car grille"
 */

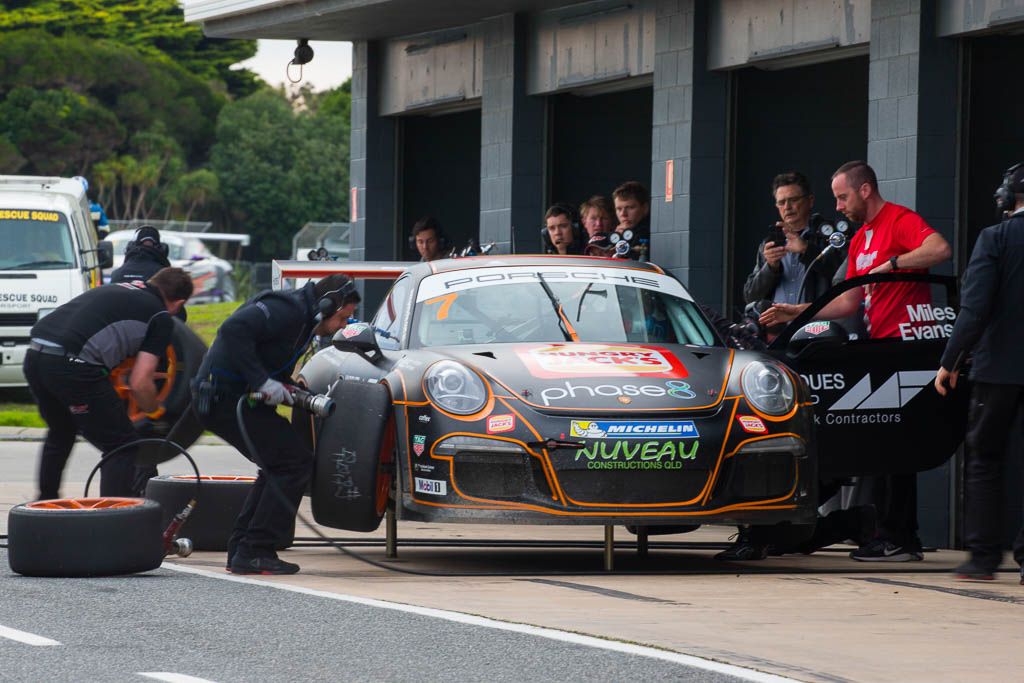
xmin=555 ymin=467 xmax=711 ymax=505
xmin=0 ymin=313 xmax=37 ymax=326
xmin=451 ymin=452 xmax=541 ymax=499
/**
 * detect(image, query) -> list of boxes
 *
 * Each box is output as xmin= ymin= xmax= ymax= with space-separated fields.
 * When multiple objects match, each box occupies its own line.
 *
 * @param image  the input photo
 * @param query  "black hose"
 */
xmin=84 ymin=437 xmax=201 ymax=500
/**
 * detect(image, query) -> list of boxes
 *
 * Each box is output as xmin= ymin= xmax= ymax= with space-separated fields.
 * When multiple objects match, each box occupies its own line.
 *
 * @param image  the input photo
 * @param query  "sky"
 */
xmin=237 ymin=39 xmax=354 ymax=91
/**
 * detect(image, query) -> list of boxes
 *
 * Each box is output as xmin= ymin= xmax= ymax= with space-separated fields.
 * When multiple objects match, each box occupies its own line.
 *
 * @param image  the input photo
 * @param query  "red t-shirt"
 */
xmin=845 ymin=202 xmax=935 ymax=338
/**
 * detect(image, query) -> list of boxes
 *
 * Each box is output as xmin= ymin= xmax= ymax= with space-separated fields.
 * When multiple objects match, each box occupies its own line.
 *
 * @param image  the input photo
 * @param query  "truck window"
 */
xmin=0 ymin=210 xmax=76 ymax=270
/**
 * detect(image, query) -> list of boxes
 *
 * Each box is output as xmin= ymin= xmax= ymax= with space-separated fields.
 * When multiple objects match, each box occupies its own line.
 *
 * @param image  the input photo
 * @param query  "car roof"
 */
xmin=422 ymin=254 xmax=666 ymax=275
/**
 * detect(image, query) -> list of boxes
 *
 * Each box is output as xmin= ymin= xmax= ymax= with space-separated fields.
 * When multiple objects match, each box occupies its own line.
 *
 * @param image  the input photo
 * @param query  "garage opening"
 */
xmin=399 ymin=109 xmax=482 ymax=260
xmin=547 ymin=85 xmax=653 ymax=240
xmin=960 ymin=34 xmax=1024 ymax=550
xmin=729 ymin=57 xmax=869 ymax=316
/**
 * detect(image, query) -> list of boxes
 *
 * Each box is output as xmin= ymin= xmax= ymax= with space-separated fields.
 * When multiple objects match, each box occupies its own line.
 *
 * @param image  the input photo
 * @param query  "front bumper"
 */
xmin=398 ymin=398 xmax=817 ymax=526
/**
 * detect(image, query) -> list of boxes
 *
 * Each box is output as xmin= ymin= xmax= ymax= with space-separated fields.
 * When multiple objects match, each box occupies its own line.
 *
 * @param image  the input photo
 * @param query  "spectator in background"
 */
xmin=761 ymin=160 xmax=952 ymax=562
xmin=612 ymin=181 xmax=651 ymax=260
xmin=744 ymin=172 xmax=847 ymax=334
xmin=579 ymin=195 xmax=615 ymax=238
xmin=411 ymin=216 xmax=447 ymax=262
xmin=542 ymin=203 xmax=584 ymax=255
xmin=935 ymin=162 xmax=1024 ymax=583
xmin=72 ymin=176 xmax=108 ymax=237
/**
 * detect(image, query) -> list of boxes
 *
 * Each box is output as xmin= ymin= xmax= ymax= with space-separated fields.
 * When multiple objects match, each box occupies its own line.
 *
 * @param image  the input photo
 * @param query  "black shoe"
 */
xmin=715 ymin=528 xmax=767 ymax=561
xmin=954 ymin=558 xmax=995 ymax=581
xmin=228 ymin=555 xmax=300 ymax=575
xmin=1019 ymin=566 xmax=1023 ymax=586
xmin=850 ymin=537 xmax=922 ymax=562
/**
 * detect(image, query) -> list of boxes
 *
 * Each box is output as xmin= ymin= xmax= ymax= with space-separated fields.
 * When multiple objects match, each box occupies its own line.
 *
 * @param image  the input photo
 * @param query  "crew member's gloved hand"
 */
xmin=258 ymin=378 xmax=294 ymax=406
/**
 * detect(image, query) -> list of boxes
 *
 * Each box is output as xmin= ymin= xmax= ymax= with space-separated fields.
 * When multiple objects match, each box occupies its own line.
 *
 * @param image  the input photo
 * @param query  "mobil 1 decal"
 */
xmin=801 ymin=370 xmax=935 ymax=426
xmin=567 ymin=420 xmax=699 ymax=470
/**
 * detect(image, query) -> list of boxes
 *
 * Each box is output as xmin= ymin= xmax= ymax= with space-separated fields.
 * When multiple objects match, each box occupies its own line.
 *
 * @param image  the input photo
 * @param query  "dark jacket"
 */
xmin=198 ymin=282 xmax=319 ymax=391
xmin=111 ymin=244 xmax=171 ymax=283
xmin=940 ymin=212 xmax=1024 ymax=385
xmin=111 ymin=244 xmax=187 ymax=321
xmin=743 ymin=228 xmax=845 ymax=305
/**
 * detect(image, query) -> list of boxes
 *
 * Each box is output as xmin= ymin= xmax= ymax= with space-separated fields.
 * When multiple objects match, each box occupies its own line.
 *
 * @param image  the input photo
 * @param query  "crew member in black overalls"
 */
xmin=111 ymin=225 xmax=171 ymax=282
xmin=23 ymin=268 xmax=193 ymax=499
xmin=936 ymin=163 xmax=1024 ymax=583
xmin=193 ymin=274 xmax=360 ymax=575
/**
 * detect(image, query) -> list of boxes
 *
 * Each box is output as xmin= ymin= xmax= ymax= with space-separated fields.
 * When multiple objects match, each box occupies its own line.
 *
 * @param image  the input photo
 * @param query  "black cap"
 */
xmin=135 ymin=225 xmax=160 ymax=245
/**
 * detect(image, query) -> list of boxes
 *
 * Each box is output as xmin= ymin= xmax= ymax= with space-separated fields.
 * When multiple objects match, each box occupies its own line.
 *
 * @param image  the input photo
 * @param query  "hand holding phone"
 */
xmin=767 ymin=224 xmax=786 ymax=248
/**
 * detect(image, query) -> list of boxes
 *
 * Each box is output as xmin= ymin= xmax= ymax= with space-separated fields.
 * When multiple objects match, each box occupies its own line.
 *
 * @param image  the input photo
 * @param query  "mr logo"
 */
xmin=821 ymin=370 xmax=934 ymax=425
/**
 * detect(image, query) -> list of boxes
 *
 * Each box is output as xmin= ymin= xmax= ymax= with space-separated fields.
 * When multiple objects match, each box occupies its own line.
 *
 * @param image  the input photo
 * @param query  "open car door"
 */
xmin=766 ymin=272 xmax=969 ymax=479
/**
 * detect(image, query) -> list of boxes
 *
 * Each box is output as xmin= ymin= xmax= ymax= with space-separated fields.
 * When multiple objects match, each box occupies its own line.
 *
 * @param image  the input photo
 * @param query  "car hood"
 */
xmin=437 ymin=342 xmax=733 ymax=413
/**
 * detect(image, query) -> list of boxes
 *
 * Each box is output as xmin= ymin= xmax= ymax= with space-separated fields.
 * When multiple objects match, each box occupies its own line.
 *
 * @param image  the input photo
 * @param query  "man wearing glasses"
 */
xmin=743 ymin=171 xmax=845 ymax=312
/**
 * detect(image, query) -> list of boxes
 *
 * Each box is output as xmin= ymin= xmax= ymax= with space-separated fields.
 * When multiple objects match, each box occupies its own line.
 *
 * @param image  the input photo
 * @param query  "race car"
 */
xmin=294 ymin=256 xmax=819 ymax=532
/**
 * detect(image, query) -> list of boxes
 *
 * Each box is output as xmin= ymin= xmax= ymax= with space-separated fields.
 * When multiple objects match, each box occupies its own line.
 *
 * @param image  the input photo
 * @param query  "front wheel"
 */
xmin=311 ymin=380 xmax=394 ymax=532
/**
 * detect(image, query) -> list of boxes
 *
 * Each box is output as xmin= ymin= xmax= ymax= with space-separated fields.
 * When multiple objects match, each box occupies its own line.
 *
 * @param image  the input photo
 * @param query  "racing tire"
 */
xmin=311 ymin=380 xmax=394 ymax=532
xmin=7 ymin=498 xmax=164 ymax=577
xmin=144 ymin=475 xmax=294 ymax=552
xmin=110 ymin=320 xmax=208 ymax=462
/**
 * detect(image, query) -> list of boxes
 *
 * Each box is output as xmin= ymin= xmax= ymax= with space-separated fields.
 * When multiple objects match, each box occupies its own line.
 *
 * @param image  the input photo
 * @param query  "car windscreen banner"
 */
xmin=415 ymin=265 xmax=693 ymax=302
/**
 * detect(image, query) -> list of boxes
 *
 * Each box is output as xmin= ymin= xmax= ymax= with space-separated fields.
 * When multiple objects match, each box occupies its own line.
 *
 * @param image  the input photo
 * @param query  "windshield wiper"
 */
xmin=5 ymin=260 xmax=73 ymax=270
xmin=575 ymin=283 xmax=607 ymax=322
xmin=536 ymin=274 xmax=578 ymax=342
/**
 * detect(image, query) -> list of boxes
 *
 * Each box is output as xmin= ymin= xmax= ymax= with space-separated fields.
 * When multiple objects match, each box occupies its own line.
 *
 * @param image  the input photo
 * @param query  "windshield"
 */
xmin=411 ymin=265 xmax=718 ymax=348
xmin=0 ymin=210 xmax=76 ymax=270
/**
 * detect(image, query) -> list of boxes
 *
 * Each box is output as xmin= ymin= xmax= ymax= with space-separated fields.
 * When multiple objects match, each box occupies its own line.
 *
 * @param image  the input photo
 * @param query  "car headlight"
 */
xmin=37 ymin=308 xmax=57 ymax=321
xmin=424 ymin=361 xmax=488 ymax=415
xmin=741 ymin=361 xmax=795 ymax=416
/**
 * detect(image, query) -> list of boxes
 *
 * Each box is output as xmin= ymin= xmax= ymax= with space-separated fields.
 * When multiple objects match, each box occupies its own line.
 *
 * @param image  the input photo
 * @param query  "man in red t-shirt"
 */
xmin=761 ymin=161 xmax=951 ymax=336
xmin=760 ymin=161 xmax=951 ymax=562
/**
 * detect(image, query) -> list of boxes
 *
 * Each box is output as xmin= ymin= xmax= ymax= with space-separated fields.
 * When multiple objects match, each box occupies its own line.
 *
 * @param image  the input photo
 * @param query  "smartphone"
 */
xmin=767 ymin=225 xmax=786 ymax=248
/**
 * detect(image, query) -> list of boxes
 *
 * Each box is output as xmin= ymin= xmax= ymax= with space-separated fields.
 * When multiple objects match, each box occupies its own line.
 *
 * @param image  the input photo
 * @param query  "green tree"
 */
xmin=211 ymin=84 xmax=351 ymax=258
xmin=0 ymin=0 xmax=259 ymax=97
xmin=0 ymin=86 xmax=125 ymax=174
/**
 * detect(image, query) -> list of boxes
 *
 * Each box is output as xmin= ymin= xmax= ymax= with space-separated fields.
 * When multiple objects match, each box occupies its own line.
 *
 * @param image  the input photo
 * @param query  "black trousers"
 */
xmin=196 ymin=392 xmax=312 ymax=558
xmin=964 ymin=381 xmax=1024 ymax=570
xmin=872 ymin=473 xmax=919 ymax=547
xmin=23 ymin=351 xmax=137 ymax=499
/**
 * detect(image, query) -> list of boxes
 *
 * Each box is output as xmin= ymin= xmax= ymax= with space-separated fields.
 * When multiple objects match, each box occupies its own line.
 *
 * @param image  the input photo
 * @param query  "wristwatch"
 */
xmin=889 ymin=255 xmax=899 ymax=270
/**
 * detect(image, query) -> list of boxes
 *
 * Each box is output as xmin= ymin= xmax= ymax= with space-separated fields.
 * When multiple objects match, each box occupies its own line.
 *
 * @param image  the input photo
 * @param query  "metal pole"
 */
xmin=603 ymin=525 xmax=614 ymax=571
xmin=637 ymin=527 xmax=649 ymax=558
xmin=385 ymin=504 xmax=398 ymax=559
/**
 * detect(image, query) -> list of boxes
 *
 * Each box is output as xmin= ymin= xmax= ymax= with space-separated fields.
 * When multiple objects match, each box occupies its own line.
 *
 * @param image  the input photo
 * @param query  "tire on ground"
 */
xmin=144 ymin=475 xmax=294 ymax=551
xmin=311 ymin=380 xmax=393 ymax=532
xmin=7 ymin=499 xmax=164 ymax=577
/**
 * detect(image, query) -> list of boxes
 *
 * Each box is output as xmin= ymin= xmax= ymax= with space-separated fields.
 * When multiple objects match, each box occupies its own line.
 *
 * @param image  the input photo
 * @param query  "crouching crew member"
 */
xmin=193 ymin=274 xmax=360 ymax=575
xmin=23 ymin=268 xmax=193 ymax=500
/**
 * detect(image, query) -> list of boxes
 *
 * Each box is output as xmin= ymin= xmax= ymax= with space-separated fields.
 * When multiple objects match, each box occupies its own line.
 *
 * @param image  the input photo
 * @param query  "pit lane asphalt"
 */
xmin=0 ymin=549 xmax=751 ymax=683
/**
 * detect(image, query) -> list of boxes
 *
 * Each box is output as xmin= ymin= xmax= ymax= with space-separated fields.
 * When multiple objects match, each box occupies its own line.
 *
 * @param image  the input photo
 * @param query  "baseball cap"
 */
xmin=135 ymin=225 xmax=161 ymax=245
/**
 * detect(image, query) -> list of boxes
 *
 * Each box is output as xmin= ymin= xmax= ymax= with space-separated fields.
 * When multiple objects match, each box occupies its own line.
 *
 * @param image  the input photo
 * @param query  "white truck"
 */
xmin=0 ymin=176 xmax=113 ymax=386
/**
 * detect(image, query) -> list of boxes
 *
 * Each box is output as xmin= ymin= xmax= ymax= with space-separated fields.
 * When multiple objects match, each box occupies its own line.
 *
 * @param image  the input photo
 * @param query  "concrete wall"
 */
xmin=527 ymin=0 xmax=655 ymax=94
xmin=938 ymin=0 xmax=1024 ymax=36
xmin=707 ymin=0 xmax=870 ymax=70
xmin=380 ymin=27 xmax=484 ymax=115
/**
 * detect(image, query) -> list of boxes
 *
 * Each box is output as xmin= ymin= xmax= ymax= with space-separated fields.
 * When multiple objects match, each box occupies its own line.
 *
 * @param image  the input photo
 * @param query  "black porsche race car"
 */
xmin=293 ymin=256 xmax=822 ymax=532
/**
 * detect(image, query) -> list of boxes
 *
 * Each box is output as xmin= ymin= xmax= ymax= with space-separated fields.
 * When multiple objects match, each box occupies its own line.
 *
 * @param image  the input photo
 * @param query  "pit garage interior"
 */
xmin=186 ymin=0 xmax=1024 ymax=552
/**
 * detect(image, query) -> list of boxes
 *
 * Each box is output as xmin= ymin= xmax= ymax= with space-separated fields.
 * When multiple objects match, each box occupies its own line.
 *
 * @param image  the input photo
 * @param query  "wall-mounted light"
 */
xmin=287 ymin=38 xmax=315 ymax=83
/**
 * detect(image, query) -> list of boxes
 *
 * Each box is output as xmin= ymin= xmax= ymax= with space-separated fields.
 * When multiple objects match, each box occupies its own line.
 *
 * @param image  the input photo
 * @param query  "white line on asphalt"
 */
xmin=0 ymin=625 xmax=59 ymax=646
xmin=163 ymin=562 xmax=800 ymax=683
xmin=139 ymin=673 xmax=219 ymax=683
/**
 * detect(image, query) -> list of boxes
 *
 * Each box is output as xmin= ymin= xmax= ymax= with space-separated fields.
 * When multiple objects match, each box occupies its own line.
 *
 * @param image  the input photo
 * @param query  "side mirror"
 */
xmin=96 ymin=241 xmax=114 ymax=269
xmin=332 ymin=322 xmax=383 ymax=363
xmin=787 ymin=320 xmax=848 ymax=356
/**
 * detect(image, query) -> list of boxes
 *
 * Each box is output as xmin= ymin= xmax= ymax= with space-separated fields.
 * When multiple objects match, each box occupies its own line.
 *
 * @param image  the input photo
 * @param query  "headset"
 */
xmin=994 ymin=163 xmax=1023 ymax=214
xmin=314 ymin=276 xmax=358 ymax=322
xmin=127 ymin=226 xmax=170 ymax=258
xmin=541 ymin=203 xmax=584 ymax=253
xmin=408 ymin=219 xmax=450 ymax=253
